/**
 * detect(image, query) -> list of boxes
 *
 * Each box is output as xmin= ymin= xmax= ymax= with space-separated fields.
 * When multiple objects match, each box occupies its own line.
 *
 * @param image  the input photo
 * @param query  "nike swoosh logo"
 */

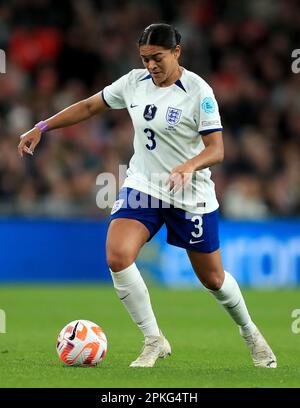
xmin=130 ymin=104 xmax=138 ymax=108
xmin=68 ymin=321 xmax=79 ymax=340
xmin=120 ymin=294 xmax=130 ymax=300
xmin=189 ymin=239 xmax=204 ymax=244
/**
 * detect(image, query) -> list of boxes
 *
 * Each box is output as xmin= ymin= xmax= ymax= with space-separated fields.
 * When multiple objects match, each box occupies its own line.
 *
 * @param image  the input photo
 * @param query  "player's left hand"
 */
xmin=165 ymin=161 xmax=195 ymax=193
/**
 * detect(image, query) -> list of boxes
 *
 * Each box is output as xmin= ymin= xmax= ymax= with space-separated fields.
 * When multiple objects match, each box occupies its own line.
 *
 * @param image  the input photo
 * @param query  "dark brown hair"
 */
xmin=139 ymin=23 xmax=181 ymax=49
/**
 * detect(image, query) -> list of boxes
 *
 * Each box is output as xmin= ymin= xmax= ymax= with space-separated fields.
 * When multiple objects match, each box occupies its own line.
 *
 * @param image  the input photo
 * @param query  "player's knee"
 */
xmin=106 ymin=248 xmax=136 ymax=272
xmin=202 ymin=274 xmax=224 ymax=291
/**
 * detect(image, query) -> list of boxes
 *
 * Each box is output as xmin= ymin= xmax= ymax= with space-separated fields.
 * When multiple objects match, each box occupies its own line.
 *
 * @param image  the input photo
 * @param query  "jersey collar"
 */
xmin=140 ymin=70 xmax=187 ymax=92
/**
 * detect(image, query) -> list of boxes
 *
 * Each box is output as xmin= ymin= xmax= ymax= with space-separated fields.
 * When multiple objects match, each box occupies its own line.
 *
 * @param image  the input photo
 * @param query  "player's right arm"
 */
xmin=18 ymin=93 xmax=109 ymax=157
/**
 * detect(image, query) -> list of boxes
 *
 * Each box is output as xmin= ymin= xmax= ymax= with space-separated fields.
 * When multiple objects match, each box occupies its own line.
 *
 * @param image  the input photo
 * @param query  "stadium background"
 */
xmin=0 ymin=0 xmax=300 ymax=389
xmin=0 ymin=0 xmax=299 ymax=286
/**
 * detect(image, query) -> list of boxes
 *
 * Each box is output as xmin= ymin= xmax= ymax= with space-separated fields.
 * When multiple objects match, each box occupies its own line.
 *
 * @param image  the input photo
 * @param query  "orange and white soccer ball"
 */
xmin=56 ymin=320 xmax=107 ymax=366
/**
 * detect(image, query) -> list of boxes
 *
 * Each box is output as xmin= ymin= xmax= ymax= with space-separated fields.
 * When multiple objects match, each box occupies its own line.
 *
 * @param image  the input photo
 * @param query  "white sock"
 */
xmin=110 ymin=263 xmax=160 ymax=337
xmin=208 ymin=271 xmax=256 ymax=336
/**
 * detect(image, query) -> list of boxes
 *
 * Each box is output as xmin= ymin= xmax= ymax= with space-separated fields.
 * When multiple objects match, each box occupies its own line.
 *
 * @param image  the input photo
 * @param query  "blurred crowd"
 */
xmin=0 ymin=0 xmax=299 ymax=219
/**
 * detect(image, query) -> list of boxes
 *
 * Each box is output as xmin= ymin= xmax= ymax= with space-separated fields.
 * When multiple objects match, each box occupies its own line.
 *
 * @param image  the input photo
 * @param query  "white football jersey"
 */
xmin=102 ymin=68 xmax=223 ymax=214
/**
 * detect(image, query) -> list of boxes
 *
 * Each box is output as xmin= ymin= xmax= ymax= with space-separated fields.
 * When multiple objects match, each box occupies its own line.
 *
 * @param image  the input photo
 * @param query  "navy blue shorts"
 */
xmin=109 ymin=188 xmax=220 ymax=253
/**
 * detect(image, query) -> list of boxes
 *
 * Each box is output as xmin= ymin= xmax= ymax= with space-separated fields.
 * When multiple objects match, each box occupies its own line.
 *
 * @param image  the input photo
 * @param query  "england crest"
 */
xmin=166 ymin=107 xmax=182 ymax=126
xmin=111 ymin=199 xmax=124 ymax=215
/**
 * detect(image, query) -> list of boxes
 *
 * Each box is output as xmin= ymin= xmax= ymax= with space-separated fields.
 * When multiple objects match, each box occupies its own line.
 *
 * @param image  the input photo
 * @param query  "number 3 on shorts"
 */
xmin=191 ymin=215 xmax=203 ymax=239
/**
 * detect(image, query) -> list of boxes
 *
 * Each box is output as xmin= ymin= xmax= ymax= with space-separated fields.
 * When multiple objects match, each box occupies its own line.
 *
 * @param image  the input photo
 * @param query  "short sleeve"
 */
xmin=198 ymin=83 xmax=223 ymax=135
xmin=101 ymin=73 xmax=129 ymax=109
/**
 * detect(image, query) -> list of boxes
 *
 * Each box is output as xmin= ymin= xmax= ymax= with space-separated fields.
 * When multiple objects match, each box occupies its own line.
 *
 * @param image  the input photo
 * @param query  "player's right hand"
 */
xmin=18 ymin=127 xmax=42 ymax=158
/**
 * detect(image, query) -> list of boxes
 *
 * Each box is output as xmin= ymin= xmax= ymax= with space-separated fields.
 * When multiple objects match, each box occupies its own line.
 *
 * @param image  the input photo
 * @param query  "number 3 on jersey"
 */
xmin=144 ymin=128 xmax=156 ymax=150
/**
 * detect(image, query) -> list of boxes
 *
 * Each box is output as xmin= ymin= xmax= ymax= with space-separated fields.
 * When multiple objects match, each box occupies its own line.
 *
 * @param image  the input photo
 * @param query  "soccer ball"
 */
xmin=56 ymin=320 xmax=107 ymax=366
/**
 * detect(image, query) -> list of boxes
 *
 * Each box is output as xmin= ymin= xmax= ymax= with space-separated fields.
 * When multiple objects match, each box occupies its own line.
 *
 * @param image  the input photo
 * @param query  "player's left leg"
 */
xmin=187 ymin=249 xmax=277 ymax=368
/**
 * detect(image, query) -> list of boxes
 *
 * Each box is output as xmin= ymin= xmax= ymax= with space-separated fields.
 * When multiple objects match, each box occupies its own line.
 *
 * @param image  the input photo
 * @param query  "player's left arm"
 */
xmin=166 ymin=131 xmax=224 ymax=191
xmin=188 ymin=130 xmax=224 ymax=170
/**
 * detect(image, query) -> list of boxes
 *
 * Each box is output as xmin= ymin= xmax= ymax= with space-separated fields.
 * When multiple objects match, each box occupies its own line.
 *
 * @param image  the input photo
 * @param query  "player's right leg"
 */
xmin=106 ymin=190 xmax=171 ymax=367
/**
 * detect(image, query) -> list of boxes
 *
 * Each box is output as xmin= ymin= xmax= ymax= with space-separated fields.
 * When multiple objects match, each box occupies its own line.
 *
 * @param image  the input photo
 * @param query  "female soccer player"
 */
xmin=18 ymin=23 xmax=276 ymax=369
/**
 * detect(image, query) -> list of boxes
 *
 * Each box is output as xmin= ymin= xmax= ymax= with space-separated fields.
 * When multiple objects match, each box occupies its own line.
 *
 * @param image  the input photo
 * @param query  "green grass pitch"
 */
xmin=0 ymin=284 xmax=299 ymax=388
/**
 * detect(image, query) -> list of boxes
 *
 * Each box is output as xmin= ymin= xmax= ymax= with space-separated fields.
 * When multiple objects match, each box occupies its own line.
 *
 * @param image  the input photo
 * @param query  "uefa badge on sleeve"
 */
xmin=201 ymin=97 xmax=215 ymax=114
